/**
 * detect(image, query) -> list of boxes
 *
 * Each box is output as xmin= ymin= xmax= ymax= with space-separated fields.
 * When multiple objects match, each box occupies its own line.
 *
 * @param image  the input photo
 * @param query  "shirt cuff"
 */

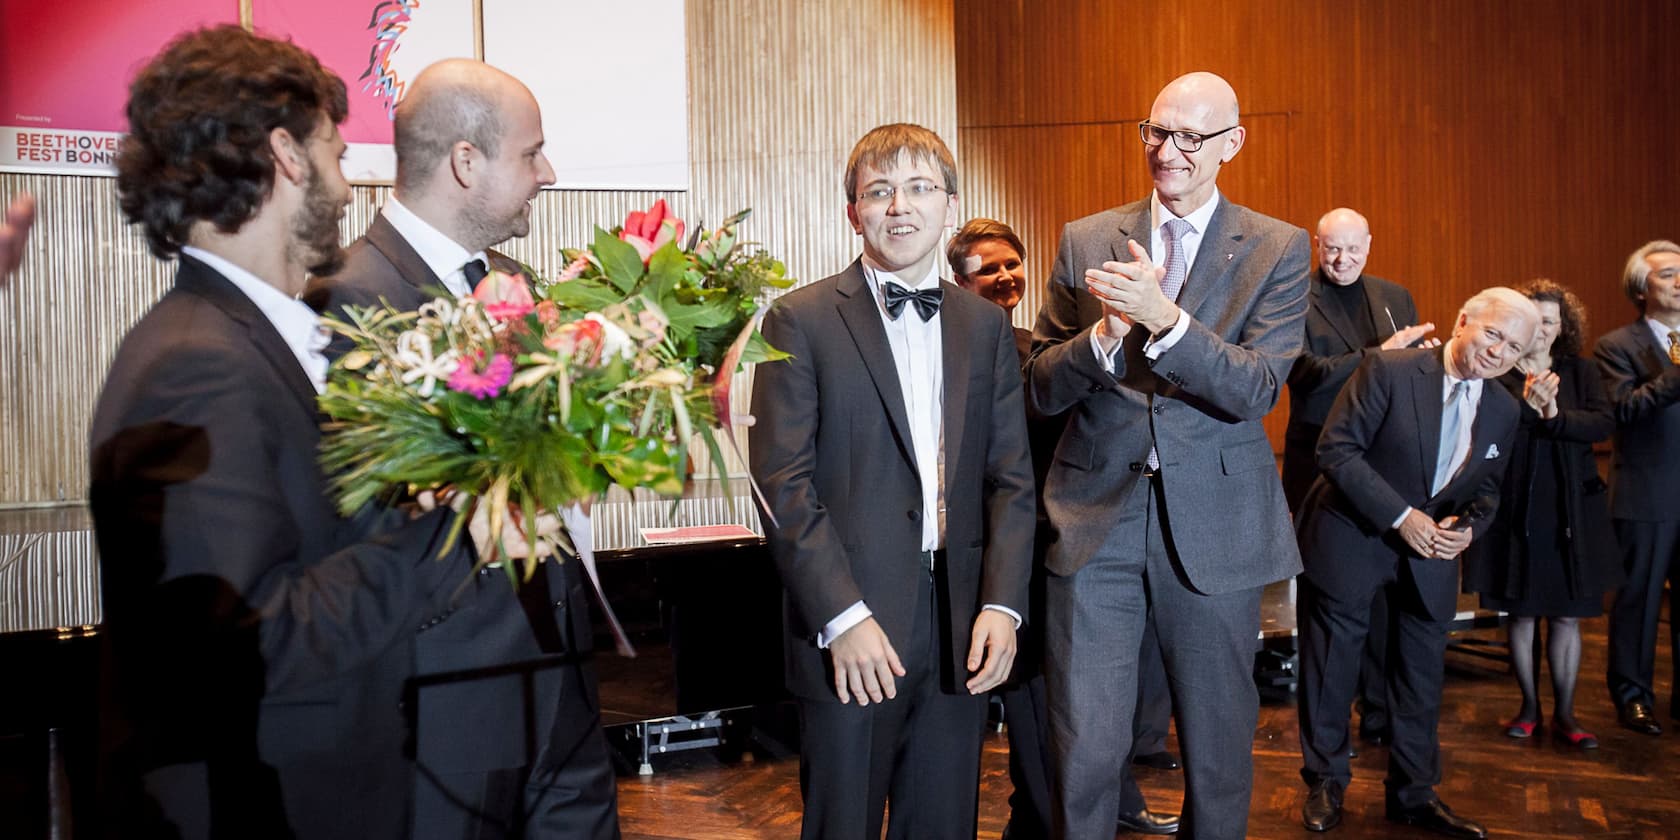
xmin=1089 ymin=327 xmax=1122 ymax=373
xmin=818 ymin=601 xmax=871 ymax=648
xmin=982 ymin=603 xmax=1023 ymax=629
xmin=1391 ymin=506 xmax=1413 ymax=530
xmin=1143 ymin=310 xmax=1189 ymax=359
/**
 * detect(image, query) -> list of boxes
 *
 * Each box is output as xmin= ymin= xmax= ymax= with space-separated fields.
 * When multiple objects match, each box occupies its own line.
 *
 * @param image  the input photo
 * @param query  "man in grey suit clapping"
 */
xmin=1026 ymin=71 xmax=1310 ymax=840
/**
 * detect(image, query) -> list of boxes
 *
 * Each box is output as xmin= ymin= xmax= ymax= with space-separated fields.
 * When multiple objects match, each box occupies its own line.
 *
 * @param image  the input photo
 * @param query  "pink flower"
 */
xmin=556 ymin=254 xmax=592 ymax=282
xmin=471 ymin=269 xmax=535 ymax=320
xmin=448 ymin=351 xmax=514 ymax=399
xmin=619 ymin=199 xmax=684 ymax=263
xmin=542 ymin=317 xmax=605 ymax=367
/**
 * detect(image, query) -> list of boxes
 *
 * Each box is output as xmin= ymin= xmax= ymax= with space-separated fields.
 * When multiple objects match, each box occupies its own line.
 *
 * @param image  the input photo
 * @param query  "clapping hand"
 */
xmin=1523 ymin=370 xmax=1560 ymax=419
xmin=1382 ymin=322 xmax=1440 ymax=350
xmin=1084 ymin=240 xmax=1179 ymax=350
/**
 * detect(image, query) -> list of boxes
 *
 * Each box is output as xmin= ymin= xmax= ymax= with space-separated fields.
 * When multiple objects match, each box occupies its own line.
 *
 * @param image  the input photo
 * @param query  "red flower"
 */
xmin=620 ymin=199 xmax=685 ymax=263
xmin=472 ymin=269 xmax=535 ymax=320
xmin=447 ymin=351 xmax=514 ymax=400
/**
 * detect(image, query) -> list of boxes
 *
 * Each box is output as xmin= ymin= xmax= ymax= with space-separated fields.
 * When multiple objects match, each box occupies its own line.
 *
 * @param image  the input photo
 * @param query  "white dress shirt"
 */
xmin=381 ymin=197 xmax=488 ymax=297
xmin=1090 ymin=190 xmax=1221 ymax=370
xmin=182 ymin=246 xmax=328 ymax=393
xmin=819 ymin=258 xmax=1020 ymax=647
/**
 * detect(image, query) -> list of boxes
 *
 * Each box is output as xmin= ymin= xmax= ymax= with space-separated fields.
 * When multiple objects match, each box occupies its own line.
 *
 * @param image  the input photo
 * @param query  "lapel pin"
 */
xmin=1226 ymin=253 xmax=1234 ymax=261
xmin=1485 ymin=444 xmax=1500 ymax=459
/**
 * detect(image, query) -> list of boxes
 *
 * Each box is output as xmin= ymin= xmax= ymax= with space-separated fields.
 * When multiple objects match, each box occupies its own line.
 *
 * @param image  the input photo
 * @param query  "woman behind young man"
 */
xmin=1464 ymin=278 xmax=1620 ymax=748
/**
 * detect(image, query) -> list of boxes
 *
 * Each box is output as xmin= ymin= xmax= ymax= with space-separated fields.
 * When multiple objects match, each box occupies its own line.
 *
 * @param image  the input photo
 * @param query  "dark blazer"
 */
xmin=308 ymin=216 xmax=596 ymax=784
xmin=1594 ymin=321 xmax=1680 ymax=522
xmin=1025 ymin=196 xmax=1310 ymax=590
xmin=89 ymin=256 xmax=462 ymax=839
xmin=1283 ymin=271 xmax=1420 ymax=510
xmin=749 ymin=261 xmax=1035 ymax=699
xmin=1296 ymin=347 xmax=1520 ymax=622
xmin=1462 ymin=356 xmax=1619 ymax=601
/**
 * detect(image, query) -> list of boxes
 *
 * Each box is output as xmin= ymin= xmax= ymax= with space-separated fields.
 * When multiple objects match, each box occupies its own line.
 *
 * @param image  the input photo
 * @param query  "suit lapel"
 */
xmin=1365 ymin=279 xmax=1398 ymax=342
xmin=1174 ymin=200 xmax=1252 ymax=320
xmin=1308 ymin=278 xmax=1359 ymax=351
xmin=1109 ymin=201 xmax=1152 ymax=264
xmin=175 ymin=256 xmax=320 ymax=421
xmin=940 ymin=288 xmax=973 ymax=489
xmin=1629 ymin=321 xmax=1673 ymax=380
xmin=1410 ymin=352 xmax=1445 ymax=495
xmin=834 ymin=262 xmax=918 ymax=468
xmin=366 ymin=213 xmax=445 ymax=294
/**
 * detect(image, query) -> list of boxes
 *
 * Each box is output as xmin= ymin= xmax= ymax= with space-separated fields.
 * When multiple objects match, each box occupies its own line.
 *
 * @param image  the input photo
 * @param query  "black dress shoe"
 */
xmin=1620 ymin=701 xmax=1663 ymax=735
xmin=1386 ymin=799 xmax=1486 ymax=839
xmin=1302 ymin=781 xmax=1343 ymax=832
xmin=1115 ymin=807 xmax=1180 ymax=835
xmin=1131 ymin=750 xmax=1181 ymax=770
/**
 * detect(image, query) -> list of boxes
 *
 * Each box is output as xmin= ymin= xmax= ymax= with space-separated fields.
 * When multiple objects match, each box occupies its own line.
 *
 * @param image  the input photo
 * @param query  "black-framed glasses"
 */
xmin=855 ymin=180 xmax=948 ymax=205
xmin=1139 ymin=121 xmax=1238 ymax=153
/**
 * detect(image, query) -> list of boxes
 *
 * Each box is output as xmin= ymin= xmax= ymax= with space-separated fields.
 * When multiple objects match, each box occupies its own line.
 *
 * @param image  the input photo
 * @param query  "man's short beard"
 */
xmin=291 ymin=162 xmax=346 ymax=276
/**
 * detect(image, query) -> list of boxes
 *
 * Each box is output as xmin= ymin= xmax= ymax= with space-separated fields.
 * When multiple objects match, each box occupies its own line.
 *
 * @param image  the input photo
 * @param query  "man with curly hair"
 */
xmin=88 ymin=27 xmax=495 ymax=839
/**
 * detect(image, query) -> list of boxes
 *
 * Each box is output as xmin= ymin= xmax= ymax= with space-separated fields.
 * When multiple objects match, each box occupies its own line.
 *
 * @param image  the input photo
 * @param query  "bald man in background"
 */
xmin=1027 ymin=72 xmax=1309 ymax=839
xmin=307 ymin=59 xmax=618 ymax=840
xmin=1283 ymin=208 xmax=1437 ymax=747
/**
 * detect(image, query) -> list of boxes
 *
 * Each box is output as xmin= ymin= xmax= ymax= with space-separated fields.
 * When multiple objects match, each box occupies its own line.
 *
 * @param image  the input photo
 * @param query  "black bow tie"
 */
xmin=882 ymin=281 xmax=943 ymax=321
xmin=462 ymin=258 xmax=489 ymax=288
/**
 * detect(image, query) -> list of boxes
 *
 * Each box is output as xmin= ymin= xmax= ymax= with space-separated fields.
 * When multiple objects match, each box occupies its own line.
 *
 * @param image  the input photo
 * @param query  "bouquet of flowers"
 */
xmin=318 ymin=200 xmax=790 ymax=584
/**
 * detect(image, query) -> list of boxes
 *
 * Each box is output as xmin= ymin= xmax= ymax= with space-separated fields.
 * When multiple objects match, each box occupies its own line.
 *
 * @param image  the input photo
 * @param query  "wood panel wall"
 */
xmin=0 ymin=0 xmax=957 ymax=506
xmin=954 ymin=0 xmax=1680 ymax=449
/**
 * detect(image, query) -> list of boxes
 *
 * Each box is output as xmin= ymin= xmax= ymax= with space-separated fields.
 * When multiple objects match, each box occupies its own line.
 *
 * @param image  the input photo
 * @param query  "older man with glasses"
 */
xmin=1025 ymin=71 xmax=1310 ymax=840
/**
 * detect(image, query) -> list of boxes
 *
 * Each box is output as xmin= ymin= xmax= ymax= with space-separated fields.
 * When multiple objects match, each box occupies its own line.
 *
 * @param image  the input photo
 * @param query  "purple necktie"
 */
xmin=1147 ymin=218 xmax=1193 ymax=470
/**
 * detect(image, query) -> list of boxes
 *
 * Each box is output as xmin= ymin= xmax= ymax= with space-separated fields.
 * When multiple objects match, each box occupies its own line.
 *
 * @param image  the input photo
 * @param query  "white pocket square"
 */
xmin=1484 ymin=444 xmax=1500 ymax=459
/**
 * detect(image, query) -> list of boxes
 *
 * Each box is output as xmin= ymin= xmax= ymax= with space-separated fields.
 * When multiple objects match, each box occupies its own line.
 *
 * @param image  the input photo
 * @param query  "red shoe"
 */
xmin=1502 ymin=718 xmax=1538 ymax=738
xmin=1553 ymin=726 xmax=1600 ymax=749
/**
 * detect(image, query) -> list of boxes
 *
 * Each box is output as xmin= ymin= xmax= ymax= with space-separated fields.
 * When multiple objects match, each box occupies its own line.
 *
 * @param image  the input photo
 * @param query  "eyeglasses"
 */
xmin=1138 ymin=121 xmax=1239 ymax=153
xmin=855 ymin=180 xmax=948 ymax=206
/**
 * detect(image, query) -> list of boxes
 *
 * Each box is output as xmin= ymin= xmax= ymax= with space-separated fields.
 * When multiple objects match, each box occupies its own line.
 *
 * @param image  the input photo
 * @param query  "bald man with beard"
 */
xmin=307 ymin=59 xmax=619 ymax=840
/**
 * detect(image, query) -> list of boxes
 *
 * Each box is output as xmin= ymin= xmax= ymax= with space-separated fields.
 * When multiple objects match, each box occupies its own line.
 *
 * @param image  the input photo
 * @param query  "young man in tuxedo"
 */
xmin=89 ymin=27 xmax=490 ymax=839
xmin=306 ymin=60 xmax=619 ymax=839
xmin=1295 ymin=288 xmax=1538 ymax=838
xmin=750 ymin=124 xmax=1034 ymax=839
xmin=1596 ymin=239 xmax=1680 ymax=737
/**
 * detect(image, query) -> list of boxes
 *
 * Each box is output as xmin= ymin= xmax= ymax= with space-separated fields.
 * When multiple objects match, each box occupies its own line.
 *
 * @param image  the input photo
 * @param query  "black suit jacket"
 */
xmin=308 ymin=215 xmax=594 ymax=778
xmin=1295 ymin=347 xmax=1520 ymax=622
xmin=1462 ymin=356 xmax=1619 ymax=601
xmin=749 ymin=261 xmax=1035 ymax=699
xmin=1282 ymin=271 xmax=1420 ymax=510
xmin=1594 ymin=321 xmax=1680 ymax=522
xmin=89 ymin=256 xmax=462 ymax=839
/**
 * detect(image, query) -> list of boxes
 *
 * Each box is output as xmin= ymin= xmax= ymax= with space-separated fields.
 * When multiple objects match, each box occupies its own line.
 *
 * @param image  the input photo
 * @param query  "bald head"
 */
xmin=392 ymin=59 xmax=536 ymax=196
xmin=1154 ymin=72 xmax=1240 ymax=128
xmin=1315 ymin=208 xmax=1372 ymax=286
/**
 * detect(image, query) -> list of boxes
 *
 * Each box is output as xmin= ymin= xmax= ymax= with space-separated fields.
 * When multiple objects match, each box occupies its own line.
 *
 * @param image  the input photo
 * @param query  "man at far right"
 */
xmin=1295 ymin=288 xmax=1538 ymax=839
xmin=1596 ymin=239 xmax=1680 ymax=737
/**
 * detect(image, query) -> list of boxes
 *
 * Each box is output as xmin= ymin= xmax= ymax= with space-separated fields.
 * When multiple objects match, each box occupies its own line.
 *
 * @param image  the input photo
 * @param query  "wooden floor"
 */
xmin=613 ymin=615 xmax=1678 ymax=839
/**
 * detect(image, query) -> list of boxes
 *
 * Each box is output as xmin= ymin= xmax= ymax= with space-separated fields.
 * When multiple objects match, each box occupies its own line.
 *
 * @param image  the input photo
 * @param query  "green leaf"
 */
xmin=593 ymin=226 xmax=645 ymax=293
xmin=740 ymin=330 xmax=792 ymax=365
xmin=546 ymin=280 xmax=626 ymax=311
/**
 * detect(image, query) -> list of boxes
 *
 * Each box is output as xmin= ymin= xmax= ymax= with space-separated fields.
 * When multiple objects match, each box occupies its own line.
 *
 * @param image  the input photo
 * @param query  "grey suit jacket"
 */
xmin=1594 ymin=321 xmax=1680 ymax=521
xmin=1025 ymin=196 xmax=1310 ymax=592
xmin=750 ymin=260 xmax=1035 ymax=699
xmin=1282 ymin=271 xmax=1421 ymax=510
xmin=1296 ymin=347 xmax=1519 ymax=622
xmin=308 ymin=216 xmax=592 ymax=777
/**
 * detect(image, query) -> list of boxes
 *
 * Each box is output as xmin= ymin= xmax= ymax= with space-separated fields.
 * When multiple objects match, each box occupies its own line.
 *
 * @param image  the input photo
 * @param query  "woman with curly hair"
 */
xmin=1465 ymin=278 xmax=1620 ymax=748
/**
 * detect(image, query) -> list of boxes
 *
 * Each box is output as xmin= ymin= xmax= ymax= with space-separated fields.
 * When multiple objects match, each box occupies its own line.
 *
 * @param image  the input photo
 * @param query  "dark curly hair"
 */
xmin=117 ymin=26 xmax=347 ymax=258
xmin=1519 ymin=277 xmax=1587 ymax=358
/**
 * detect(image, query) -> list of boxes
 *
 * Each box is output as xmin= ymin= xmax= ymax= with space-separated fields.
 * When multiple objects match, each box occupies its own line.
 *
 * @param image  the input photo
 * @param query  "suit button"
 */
xmin=1129 ymin=462 xmax=1145 ymax=472
xmin=1152 ymin=405 xmax=1162 ymax=415
xmin=1090 ymin=384 xmax=1105 ymax=393
xmin=908 ymin=510 xmax=920 ymax=522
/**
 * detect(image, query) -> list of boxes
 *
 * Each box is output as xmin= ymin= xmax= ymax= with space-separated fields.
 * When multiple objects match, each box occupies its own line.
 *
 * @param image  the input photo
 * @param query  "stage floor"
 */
xmin=614 ymin=611 xmax=1679 ymax=839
